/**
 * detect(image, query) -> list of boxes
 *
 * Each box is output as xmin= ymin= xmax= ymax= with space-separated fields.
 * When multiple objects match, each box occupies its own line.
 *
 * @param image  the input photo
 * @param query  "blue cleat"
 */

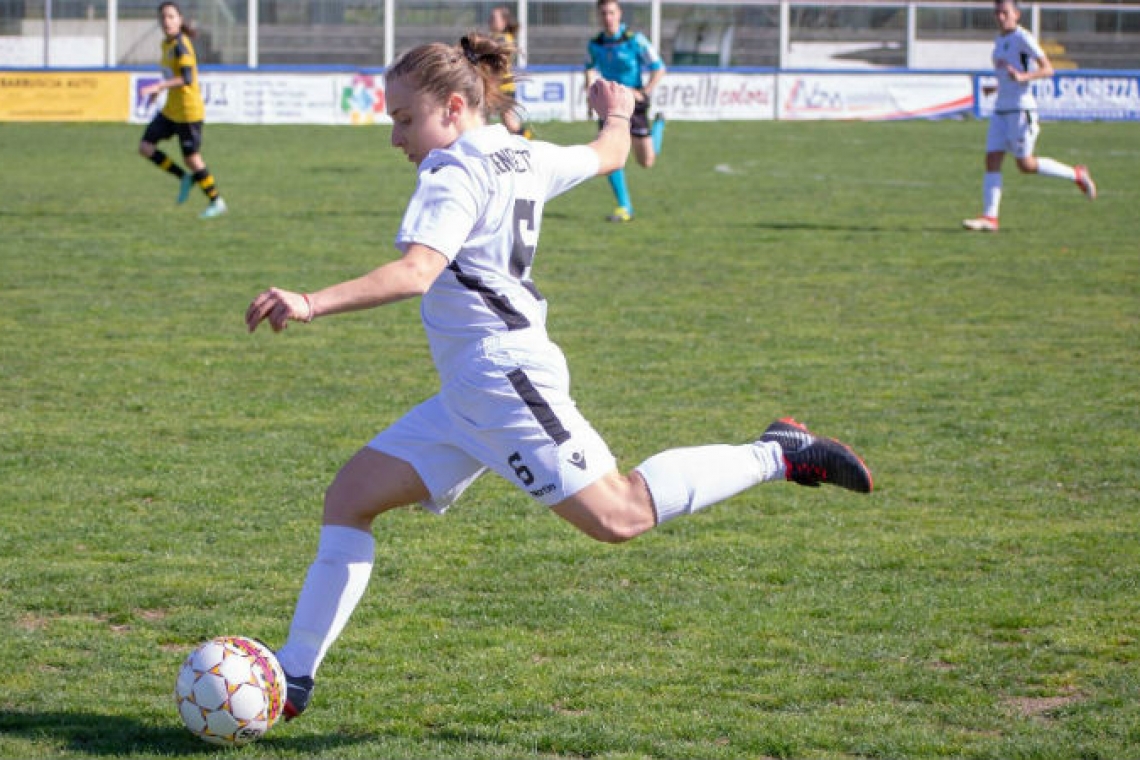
xmin=177 ymin=174 xmax=194 ymax=204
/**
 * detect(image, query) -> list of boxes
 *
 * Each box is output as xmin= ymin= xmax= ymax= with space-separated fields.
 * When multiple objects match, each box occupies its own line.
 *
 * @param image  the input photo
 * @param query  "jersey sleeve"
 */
xmin=173 ymin=37 xmax=195 ymax=84
xmin=635 ymin=33 xmax=664 ymax=72
xmin=394 ymin=157 xmax=482 ymax=261
xmin=1020 ymin=28 xmax=1046 ymax=64
xmin=530 ymin=142 xmax=600 ymax=200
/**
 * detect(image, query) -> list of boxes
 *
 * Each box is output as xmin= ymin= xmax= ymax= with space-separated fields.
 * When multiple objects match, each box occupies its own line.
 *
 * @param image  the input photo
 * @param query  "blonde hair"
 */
xmin=386 ymin=34 xmax=515 ymax=117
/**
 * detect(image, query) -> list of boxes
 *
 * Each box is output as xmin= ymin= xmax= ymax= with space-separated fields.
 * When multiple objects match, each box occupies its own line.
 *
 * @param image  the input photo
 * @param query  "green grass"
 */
xmin=1 ymin=117 xmax=1138 ymax=759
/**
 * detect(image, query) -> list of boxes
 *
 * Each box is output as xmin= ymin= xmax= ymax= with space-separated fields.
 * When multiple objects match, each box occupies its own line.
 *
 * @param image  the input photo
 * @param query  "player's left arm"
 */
xmin=1007 ymin=53 xmax=1053 ymax=83
xmin=640 ymin=64 xmax=666 ymax=102
xmin=635 ymin=35 xmax=666 ymax=103
xmin=1004 ymin=34 xmax=1053 ymax=83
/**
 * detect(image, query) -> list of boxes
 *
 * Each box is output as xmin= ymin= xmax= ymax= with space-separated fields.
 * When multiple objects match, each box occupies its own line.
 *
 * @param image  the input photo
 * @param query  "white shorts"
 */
xmin=986 ymin=110 xmax=1040 ymax=158
xmin=367 ymin=333 xmax=617 ymax=513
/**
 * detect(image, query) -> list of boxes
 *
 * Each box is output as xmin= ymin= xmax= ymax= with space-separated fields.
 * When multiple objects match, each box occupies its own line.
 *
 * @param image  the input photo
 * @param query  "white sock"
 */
xmin=983 ymin=172 xmax=1002 ymax=218
xmin=635 ymin=441 xmax=785 ymax=524
xmin=276 ymin=525 xmax=375 ymax=679
xmin=1035 ymin=157 xmax=1076 ymax=181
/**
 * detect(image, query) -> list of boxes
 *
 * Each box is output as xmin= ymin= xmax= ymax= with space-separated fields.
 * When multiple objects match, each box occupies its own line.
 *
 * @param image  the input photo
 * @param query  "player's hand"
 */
xmin=587 ymin=79 xmax=635 ymax=123
xmin=246 ymin=287 xmax=312 ymax=333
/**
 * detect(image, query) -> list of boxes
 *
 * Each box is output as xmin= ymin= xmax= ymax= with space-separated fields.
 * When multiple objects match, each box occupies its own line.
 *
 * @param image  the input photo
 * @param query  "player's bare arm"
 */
xmin=586 ymin=79 xmax=635 ymax=174
xmin=246 ymin=244 xmax=447 ymax=333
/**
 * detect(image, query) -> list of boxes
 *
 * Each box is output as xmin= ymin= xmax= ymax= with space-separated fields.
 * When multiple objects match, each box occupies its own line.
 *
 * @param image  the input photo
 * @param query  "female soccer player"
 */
xmin=488 ymin=4 xmax=532 ymax=138
xmin=962 ymin=0 xmax=1095 ymax=232
xmin=138 ymin=1 xmax=226 ymax=219
xmin=245 ymin=34 xmax=872 ymax=719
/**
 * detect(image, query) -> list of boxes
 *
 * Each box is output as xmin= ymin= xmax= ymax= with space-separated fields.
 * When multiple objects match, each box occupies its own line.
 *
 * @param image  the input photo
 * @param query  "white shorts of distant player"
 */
xmin=986 ymin=110 xmax=1041 ymax=158
xmin=368 ymin=329 xmax=617 ymax=512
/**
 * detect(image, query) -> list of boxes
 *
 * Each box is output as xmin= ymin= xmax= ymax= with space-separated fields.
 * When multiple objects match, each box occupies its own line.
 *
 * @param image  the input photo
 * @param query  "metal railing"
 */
xmin=2 ymin=0 xmax=1139 ymax=70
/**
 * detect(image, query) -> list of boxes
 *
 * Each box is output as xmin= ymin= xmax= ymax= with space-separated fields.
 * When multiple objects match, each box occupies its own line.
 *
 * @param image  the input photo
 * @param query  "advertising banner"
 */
xmin=0 ymin=71 xmax=129 ymax=121
xmin=653 ymin=72 xmax=776 ymax=121
xmin=516 ymin=71 xmax=576 ymax=123
xmin=777 ymin=73 xmax=973 ymax=121
xmin=976 ymin=72 xmax=1140 ymax=121
xmin=131 ymin=72 xmax=371 ymax=125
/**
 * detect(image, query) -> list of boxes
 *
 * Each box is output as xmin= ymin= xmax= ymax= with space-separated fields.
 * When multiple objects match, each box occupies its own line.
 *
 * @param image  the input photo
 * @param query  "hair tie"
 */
xmin=460 ymin=36 xmax=479 ymax=65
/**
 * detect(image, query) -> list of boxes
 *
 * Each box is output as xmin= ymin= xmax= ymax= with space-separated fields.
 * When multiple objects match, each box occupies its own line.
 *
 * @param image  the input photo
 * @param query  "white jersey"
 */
xmin=992 ymin=26 xmax=1046 ymax=113
xmin=395 ymin=125 xmax=599 ymax=375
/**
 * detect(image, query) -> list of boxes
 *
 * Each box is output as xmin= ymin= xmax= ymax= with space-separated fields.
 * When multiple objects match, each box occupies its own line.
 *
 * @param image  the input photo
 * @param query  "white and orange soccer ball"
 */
xmin=174 ymin=635 xmax=287 ymax=746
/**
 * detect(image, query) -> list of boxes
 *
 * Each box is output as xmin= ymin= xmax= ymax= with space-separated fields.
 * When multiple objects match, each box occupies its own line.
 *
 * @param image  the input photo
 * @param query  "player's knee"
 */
xmin=581 ymin=520 xmax=641 ymax=544
xmin=1016 ymin=160 xmax=1035 ymax=174
xmin=581 ymin=509 xmax=655 ymax=544
xmin=139 ymin=142 xmax=154 ymax=158
xmin=322 ymin=479 xmax=376 ymax=528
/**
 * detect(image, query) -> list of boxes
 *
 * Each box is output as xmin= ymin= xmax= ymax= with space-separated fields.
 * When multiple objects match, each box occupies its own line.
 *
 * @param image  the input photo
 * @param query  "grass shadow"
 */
xmin=0 ymin=711 xmax=377 ymax=756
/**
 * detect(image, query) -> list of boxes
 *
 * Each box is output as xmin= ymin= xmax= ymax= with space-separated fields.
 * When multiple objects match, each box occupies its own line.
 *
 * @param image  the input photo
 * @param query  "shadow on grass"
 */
xmin=749 ymin=219 xmax=961 ymax=234
xmin=0 ymin=711 xmax=376 ymax=755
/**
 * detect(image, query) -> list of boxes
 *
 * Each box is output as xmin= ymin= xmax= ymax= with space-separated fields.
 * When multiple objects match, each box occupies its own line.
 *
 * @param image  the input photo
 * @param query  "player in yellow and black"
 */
xmin=488 ymin=5 xmax=533 ymax=139
xmin=138 ymin=1 xmax=226 ymax=219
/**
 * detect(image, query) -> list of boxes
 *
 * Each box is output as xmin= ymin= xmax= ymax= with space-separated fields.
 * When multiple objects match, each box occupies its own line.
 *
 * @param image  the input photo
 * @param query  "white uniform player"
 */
xmin=371 ymin=126 xmax=618 ymax=510
xmin=245 ymin=35 xmax=872 ymax=722
xmin=987 ymin=25 xmax=1045 ymax=158
xmin=963 ymin=0 xmax=1096 ymax=233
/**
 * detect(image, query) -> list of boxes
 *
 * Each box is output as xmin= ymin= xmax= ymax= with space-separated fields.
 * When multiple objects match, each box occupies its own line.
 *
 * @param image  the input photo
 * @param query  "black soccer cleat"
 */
xmin=282 ymin=672 xmax=314 ymax=721
xmin=760 ymin=417 xmax=873 ymax=494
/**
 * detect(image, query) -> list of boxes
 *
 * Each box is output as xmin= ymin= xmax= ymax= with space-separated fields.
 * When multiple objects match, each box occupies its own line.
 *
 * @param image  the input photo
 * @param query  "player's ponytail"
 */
xmin=386 ymin=34 xmax=516 ymax=119
xmin=460 ymin=34 xmax=515 ymax=118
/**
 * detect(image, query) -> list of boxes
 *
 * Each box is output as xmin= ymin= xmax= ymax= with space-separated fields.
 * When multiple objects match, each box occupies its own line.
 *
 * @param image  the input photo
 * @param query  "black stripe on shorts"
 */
xmin=506 ymin=368 xmax=571 ymax=445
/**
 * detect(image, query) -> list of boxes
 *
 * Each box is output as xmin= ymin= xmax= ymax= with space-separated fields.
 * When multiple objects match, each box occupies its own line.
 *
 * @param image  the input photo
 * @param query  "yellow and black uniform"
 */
xmin=493 ymin=30 xmax=518 ymax=98
xmin=160 ymin=32 xmax=205 ymax=123
xmin=141 ymin=30 xmax=223 ymax=211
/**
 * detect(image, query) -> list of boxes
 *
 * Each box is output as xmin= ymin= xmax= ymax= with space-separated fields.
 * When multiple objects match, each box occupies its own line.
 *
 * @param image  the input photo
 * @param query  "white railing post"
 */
xmin=906 ymin=2 xmax=916 ymax=69
xmin=384 ymin=0 xmax=395 ymax=66
xmin=44 ymin=0 xmax=52 ymax=66
xmin=651 ymin=0 xmax=661 ymax=54
xmin=1031 ymin=3 xmax=1041 ymax=37
xmin=107 ymin=0 xmax=118 ymax=66
xmin=778 ymin=0 xmax=789 ymax=70
xmin=517 ymin=0 xmax=528 ymax=68
xmin=248 ymin=0 xmax=258 ymax=67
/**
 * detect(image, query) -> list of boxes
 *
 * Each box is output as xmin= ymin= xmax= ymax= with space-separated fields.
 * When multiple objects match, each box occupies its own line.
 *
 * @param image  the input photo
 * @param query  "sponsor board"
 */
xmin=0 ymin=71 xmax=129 ymax=121
xmin=976 ymin=72 xmax=1140 ymax=121
xmin=777 ymin=73 xmax=973 ymax=120
xmin=132 ymin=72 xmax=374 ymax=125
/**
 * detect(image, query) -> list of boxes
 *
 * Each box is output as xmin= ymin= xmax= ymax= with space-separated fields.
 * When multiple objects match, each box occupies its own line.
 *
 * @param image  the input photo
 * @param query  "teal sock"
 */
xmin=607 ymin=169 xmax=632 ymax=214
xmin=651 ymin=116 xmax=665 ymax=155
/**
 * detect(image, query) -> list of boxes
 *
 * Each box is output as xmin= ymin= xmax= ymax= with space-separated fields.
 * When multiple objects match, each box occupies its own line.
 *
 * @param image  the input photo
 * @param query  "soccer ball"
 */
xmin=174 ymin=635 xmax=287 ymax=746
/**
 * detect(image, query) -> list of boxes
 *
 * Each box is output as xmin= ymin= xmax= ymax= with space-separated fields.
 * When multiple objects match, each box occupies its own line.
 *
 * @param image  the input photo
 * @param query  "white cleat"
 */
xmin=962 ymin=215 xmax=999 ymax=232
xmin=200 ymin=198 xmax=228 ymax=219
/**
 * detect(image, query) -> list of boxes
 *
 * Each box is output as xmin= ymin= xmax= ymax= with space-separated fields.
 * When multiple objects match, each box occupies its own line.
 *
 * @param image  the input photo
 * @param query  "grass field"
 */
xmin=1 ymin=117 xmax=1138 ymax=759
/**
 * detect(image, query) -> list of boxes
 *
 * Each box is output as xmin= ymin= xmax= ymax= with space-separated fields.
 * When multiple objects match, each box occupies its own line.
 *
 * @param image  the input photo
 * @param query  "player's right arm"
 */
xmin=245 ymin=245 xmax=447 ymax=333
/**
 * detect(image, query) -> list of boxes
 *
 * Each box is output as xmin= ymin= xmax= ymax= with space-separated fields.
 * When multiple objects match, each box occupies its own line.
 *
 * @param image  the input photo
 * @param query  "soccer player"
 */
xmin=138 ymin=1 xmax=227 ymax=219
xmin=488 ymin=4 xmax=533 ymax=139
xmin=245 ymin=33 xmax=872 ymax=720
xmin=584 ymin=0 xmax=667 ymax=222
xmin=962 ymin=0 xmax=1095 ymax=232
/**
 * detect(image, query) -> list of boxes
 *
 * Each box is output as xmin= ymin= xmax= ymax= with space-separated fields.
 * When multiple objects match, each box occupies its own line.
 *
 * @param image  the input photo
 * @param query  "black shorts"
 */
xmin=597 ymin=97 xmax=652 ymax=138
xmin=142 ymin=113 xmax=203 ymax=157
